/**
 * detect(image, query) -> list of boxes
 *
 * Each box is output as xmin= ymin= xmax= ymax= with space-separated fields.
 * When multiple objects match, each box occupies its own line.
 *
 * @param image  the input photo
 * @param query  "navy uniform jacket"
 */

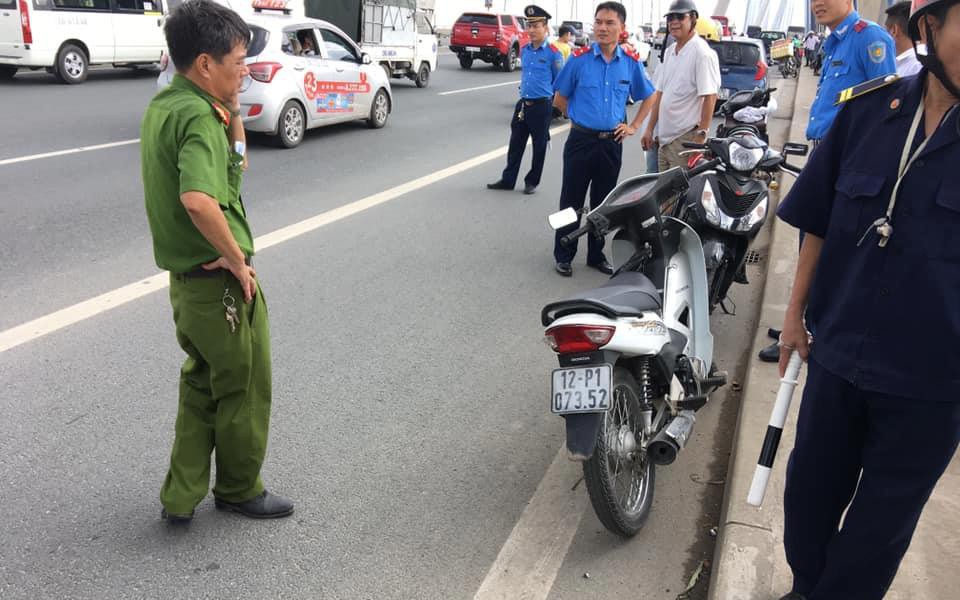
xmin=519 ymin=42 xmax=564 ymax=99
xmin=806 ymin=11 xmax=896 ymax=140
xmin=778 ymin=72 xmax=960 ymax=401
xmin=554 ymin=42 xmax=655 ymax=131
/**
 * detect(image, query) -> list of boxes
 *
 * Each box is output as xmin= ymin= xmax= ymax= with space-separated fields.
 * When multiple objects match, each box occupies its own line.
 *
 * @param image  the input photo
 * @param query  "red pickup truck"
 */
xmin=449 ymin=13 xmax=530 ymax=72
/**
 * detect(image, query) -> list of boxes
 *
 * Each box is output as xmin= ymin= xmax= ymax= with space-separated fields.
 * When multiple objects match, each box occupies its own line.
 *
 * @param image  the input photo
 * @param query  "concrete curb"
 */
xmin=707 ymin=71 xmax=816 ymax=600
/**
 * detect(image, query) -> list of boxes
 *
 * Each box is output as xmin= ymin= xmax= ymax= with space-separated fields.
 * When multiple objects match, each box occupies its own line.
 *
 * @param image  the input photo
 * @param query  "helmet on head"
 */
xmin=908 ymin=0 xmax=960 ymax=99
xmin=665 ymin=0 xmax=698 ymax=16
xmin=907 ymin=0 xmax=959 ymax=39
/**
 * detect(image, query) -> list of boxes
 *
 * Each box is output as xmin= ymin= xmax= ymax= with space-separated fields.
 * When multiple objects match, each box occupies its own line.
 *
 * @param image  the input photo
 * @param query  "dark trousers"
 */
xmin=784 ymin=356 xmax=960 ymax=599
xmin=501 ymin=99 xmax=552 ymax=188
xmin=553 ymin=128 xmax=623 ymax=265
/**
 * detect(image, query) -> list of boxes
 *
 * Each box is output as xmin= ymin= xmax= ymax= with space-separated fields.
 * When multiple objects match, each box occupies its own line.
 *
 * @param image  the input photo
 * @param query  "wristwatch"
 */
xmin=695 ymin=128 xmax=708 ymax=138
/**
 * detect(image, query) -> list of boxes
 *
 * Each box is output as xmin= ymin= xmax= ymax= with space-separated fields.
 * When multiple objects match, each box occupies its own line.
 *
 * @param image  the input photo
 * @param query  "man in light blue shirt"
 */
xmin=551 ymin=1 xmax=655 ymax=276
xmin=806 ymin=1 xmax=896 ymax=141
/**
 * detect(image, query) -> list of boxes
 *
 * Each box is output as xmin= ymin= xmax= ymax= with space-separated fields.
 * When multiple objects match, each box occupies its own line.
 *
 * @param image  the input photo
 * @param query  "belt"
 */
xmin=571 ymin=122 xmax=617 ymax=139
xmin=175 ymin=257 xmax=251 ymax=280
xmin=521 ymin=97 xmax=551 ymax=106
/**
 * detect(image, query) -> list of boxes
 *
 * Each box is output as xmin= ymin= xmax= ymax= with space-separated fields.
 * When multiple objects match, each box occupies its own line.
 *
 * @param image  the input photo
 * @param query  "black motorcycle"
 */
xmin=716 ymin=87 xmax=776 ymax=143
xmin=668 ymin=135 xmax=808 ymax=313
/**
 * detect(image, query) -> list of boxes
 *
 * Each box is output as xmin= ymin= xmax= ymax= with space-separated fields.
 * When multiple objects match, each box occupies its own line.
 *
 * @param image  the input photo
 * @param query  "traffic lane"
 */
xmin=0 ymin=125 xmax=611 ymax=599
xmin=0 ymin=64 xmax=534 ymax=330
xmin=0 ymin=52 xmax=512 ymax=162
xmin=0 ymin=68 xmax=158 ymax=160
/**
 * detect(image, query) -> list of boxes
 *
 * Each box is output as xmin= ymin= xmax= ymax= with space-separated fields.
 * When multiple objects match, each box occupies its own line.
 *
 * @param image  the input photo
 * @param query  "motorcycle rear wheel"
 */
xmin=583 ymin=367 xmax=656 ymax=537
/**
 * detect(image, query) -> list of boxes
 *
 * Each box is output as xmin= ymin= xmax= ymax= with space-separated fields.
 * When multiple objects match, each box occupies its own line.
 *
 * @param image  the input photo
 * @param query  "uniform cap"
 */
xmin=524 ymin=5 xmax=551 ymax=21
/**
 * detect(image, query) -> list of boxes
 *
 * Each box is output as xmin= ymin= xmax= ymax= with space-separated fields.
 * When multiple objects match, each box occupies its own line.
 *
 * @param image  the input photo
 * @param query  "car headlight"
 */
xmin=736 ymin=196 xmax=768 ymax=232
xmin=728 ymin=142 xmax=764 ymax=171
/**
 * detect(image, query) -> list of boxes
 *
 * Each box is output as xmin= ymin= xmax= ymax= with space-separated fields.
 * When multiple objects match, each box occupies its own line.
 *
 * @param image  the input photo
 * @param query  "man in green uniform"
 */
xmin=141 ymin=0 xmax=293 ymax=523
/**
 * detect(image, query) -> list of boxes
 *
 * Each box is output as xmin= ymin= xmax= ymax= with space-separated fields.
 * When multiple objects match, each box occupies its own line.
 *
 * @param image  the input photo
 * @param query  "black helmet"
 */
xmin=665 ymin=0 xmax=698 ymax=16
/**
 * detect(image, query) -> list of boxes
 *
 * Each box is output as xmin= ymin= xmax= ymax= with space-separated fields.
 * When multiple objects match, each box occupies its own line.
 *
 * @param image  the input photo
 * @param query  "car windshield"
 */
xmin=458 ymin=14 xmax=497 ymax=26
xmin=760 ymin=31 xmax=784 ymax=40
xmin=709 ymin=41 xmax=761 ymax=66
xmin=562 ymin=21 xmax=583 ymax=31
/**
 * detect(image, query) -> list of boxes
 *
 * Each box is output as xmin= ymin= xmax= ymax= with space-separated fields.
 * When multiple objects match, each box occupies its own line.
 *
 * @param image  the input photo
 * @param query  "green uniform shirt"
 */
xmin=141 ymin=74 xmax=254 ymax=273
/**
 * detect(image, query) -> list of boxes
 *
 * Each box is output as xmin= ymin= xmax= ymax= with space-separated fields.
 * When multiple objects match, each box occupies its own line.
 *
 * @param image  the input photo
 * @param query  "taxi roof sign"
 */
xmin=252 ymin=0 xmax=291 ymax=14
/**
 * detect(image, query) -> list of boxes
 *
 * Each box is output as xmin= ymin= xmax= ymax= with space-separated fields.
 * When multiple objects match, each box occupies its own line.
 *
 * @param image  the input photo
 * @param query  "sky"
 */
xmin=432 ymin=0 xmax=809 ymax=31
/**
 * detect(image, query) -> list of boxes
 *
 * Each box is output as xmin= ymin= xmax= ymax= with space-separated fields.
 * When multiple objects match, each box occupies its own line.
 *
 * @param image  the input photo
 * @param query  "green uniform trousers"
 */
xmin=161 ymin=271 xmax=271 ymax=515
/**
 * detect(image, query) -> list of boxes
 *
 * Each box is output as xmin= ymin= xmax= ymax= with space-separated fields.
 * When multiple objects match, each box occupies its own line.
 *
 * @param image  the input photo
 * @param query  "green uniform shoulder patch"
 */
xmin=835 ymin=74 xmax=900 ymax=105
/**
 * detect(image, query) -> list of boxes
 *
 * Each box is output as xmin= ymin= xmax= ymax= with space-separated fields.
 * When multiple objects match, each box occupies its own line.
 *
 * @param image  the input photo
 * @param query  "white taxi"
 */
xmin=158 ymin=4 xmax=392 ymax=148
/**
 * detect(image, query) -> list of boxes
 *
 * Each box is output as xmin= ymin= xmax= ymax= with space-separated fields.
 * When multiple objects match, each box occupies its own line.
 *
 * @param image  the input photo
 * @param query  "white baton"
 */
xmin=747 ymin=351 xmax=803 ymax=507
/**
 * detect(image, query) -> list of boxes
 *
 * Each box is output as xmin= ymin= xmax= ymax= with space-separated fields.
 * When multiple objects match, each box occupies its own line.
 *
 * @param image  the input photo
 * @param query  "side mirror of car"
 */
xmin=782 ymin=142 xmax=809 ymax=156
xmin=361 ymin=53 xmax=372 ymax=65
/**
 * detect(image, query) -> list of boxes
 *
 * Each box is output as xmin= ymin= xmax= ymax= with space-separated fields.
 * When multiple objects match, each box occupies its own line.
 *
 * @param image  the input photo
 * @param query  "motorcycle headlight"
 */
xmin=728 ymin=142 xmax=765 ymax=171
xmin=737 ymin=196 xmax=768 ymax=232
xmin=700 ymin=179 xmax=722 ymax=226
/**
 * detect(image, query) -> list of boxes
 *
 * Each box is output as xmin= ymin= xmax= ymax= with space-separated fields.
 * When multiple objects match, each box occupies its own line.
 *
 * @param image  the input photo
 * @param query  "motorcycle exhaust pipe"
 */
xmin=647 ymin=410 xmax=696 ymax=465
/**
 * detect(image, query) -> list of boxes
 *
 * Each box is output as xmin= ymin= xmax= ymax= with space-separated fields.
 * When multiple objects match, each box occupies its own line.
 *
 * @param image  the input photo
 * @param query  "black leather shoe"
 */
xmin=768 ymin=328 xmax=781 ymax=341
xmin=215 ymin=490 xmax=294 ymax=519
xmin=758 ymin=340 xmax=780 ymax=363
xmin=587 ymin=260 xmax=614 ymax=275
xmin=161 ymin=508 xmax=193 ymax=525
xmin=486 ymin=180 xmax=513 ymax=191
xmin=555 ymin=262 xmax=572 ymax=276
xmin=523 ymin=184 xmax=537 ymax=195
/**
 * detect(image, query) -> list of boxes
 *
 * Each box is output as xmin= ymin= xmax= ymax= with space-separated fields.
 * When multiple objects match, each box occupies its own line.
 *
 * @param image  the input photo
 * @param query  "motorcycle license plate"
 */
xmin=551 ymin=364 xmax=612 ymax=414
xmin=466 ymin=46 xmax=481 ymax=52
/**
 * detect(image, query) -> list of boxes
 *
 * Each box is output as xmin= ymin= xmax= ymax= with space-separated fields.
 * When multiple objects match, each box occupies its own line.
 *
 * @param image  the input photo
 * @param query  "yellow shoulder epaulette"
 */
xmin=835 ymin=74 xmax=900 ymax=105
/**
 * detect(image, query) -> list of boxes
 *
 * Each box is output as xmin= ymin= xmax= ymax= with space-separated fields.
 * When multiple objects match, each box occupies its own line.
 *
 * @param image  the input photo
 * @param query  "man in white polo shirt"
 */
xmin=641 ymin=0 xmax=720 ymax=173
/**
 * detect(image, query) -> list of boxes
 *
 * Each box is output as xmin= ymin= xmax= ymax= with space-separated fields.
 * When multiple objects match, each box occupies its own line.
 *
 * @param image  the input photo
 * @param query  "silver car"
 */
xmin=159 ymin=12 xmax=392 ymax=148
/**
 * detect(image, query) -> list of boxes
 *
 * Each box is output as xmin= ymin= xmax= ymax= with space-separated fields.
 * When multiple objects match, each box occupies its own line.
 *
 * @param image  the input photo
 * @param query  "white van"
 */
xmin=0 ymin=0 xmax=166 ymax=83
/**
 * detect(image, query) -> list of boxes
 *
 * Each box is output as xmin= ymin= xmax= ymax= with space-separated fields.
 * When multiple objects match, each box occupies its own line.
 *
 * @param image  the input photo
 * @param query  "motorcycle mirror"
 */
xmin=782 ymin=142 xmax=809 ymax=156
xmin=548 ymin=207 xmax=579 ymax=230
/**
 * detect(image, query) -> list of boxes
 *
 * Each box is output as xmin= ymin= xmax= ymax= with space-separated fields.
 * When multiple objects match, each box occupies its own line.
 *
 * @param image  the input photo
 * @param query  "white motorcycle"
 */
xmin=543 ymin=164 xmax=727 ymax=537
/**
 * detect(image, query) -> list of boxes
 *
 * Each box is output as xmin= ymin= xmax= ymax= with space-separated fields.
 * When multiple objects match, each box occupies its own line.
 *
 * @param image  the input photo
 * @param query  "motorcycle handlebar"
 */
xmin=686 ymin=157 xmax=722 ymax=179
xmin=681 ymin=141 xmax=707 ymax=149
xmin=560 ymin=223 xmax=591 ymax=246
xmin=781 ymin=161 xmax=803 ymax=175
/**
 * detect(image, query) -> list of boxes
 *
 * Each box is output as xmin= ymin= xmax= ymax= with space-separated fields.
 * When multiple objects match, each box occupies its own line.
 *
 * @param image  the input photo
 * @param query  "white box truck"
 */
xmin=306 ymin=0 xmax=437 ymax=88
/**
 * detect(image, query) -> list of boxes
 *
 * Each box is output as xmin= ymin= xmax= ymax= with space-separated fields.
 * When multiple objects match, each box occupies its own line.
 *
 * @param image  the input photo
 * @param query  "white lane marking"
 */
xmin=0 ymin=138 xmax=140 ymax=167
xmin=473 ymin=447 xmax=589 ymax=600
xmin=0 ymin=123 xmax=571 ymax=354
xmin=439 ymin=80 xmax=521 ymax=96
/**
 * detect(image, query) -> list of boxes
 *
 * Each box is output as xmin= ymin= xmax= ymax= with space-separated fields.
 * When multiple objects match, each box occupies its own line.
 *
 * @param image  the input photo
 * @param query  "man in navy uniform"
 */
xmin=551 ymin=1 xmax=656 ymax=276
xmin=758 ymin=0 xmax=897 ymax=363
xmin=774 ymin=0 xmax=960 ymax=597
xmin=487 ymin=5 xmax=564 ymax=195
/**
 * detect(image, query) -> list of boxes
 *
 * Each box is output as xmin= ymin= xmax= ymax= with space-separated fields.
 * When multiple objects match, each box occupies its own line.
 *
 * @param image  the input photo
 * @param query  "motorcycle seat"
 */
xmin=541 ymin=271 xmax=662 ymax=326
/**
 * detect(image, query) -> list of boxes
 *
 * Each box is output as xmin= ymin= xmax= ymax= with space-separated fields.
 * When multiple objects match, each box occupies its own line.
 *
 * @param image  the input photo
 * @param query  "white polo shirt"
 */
xmin=896 ymin=48 xmax=922 ymax=77
xmin=653 ymin=33 xmax=721 ymax=144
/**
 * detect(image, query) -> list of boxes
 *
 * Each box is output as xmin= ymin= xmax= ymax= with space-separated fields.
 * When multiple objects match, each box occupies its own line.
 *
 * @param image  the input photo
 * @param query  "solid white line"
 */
xmin=0 ymin=123 xmax=571 ymax=354
xmin=0 ymin=138 xmax=141 ymax=167
xmin=472 ymin=447 xmax=589 ymax=600
xmin=438 ymin=80 xmax=521 ymax=96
